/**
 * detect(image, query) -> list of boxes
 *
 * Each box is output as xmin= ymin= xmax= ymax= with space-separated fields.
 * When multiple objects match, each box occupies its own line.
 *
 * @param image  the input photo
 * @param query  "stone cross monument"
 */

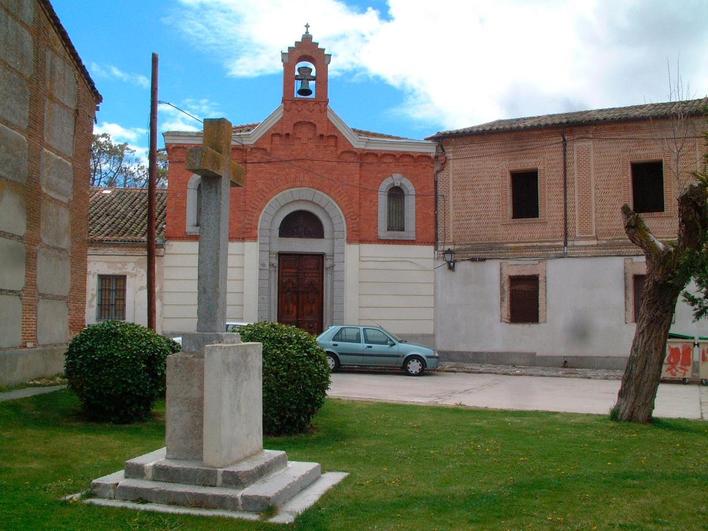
xmin=186 ymin=118 xmax=244 ymax=334
xmin=89 ymin=118 xmax=345 ymax=520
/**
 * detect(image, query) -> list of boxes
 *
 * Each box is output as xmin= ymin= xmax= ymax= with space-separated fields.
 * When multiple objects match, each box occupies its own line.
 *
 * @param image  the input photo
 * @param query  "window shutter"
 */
xmin=633 ymin=274 xmax=646 ymax=322
xmin=509 ymin=275 xmax=539 ymax=323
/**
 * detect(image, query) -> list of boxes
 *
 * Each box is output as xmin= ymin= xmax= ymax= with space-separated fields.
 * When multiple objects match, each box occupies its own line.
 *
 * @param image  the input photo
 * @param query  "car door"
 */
xmin=330 ymin=326 xmax=363 ymax=366
xmin=362 ymin=328 xmax=400 ymax=367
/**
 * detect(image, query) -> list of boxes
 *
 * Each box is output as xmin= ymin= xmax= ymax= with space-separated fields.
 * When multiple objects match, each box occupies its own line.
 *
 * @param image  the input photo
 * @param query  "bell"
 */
xmin=296 ymin=66 xmax=313 ymax=96
xmin=297 ymin=79 xmax=312 ymax=97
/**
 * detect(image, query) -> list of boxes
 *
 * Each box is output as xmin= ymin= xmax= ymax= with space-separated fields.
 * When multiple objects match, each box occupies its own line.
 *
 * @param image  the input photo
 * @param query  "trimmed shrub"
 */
xmin=239 ymin=322 xmax=330 ymax=435
xmin=64 ymin=321 xmax=180 ymax=423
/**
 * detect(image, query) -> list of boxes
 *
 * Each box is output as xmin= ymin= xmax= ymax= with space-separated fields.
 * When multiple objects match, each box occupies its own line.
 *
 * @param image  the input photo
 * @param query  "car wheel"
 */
xmin=326 ymin=353 xmax=340 ymax=372
xmin=404 ymin=356 xmax=425 ymax=376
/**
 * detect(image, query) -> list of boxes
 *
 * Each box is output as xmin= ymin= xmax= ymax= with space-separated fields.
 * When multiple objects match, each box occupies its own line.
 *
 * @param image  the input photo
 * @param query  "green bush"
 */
xmin=239 ymin=322 xmax=330 ymax=435
xmin=64 ymin=321 xmax=180 ymax=423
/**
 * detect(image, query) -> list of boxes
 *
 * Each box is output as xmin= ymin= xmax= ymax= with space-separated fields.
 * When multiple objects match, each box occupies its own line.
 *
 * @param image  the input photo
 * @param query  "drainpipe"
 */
xmin=433 ymin=142 xmax=447 ymax=254
xmin=562 ymin=131 xmax=568 ymax=256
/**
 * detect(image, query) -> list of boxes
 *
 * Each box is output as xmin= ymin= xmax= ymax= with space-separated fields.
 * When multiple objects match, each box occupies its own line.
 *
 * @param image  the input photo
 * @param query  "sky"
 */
xmin=53 ymin=0 xmax=708 ymax=161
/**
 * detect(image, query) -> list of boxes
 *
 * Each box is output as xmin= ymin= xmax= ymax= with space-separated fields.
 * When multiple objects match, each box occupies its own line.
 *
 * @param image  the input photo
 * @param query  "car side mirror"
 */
xmin=388 ymin=340 xmax=396 ymax=347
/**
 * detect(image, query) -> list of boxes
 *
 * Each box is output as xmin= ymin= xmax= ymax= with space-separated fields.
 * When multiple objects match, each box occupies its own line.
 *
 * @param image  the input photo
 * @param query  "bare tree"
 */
xmin=90 ymin=133 xmax=168 ymax=188
xmin=612 ymin=180 xmax=706 ymax=423
xmin=613 ymin=97 xmax=706 ymax=424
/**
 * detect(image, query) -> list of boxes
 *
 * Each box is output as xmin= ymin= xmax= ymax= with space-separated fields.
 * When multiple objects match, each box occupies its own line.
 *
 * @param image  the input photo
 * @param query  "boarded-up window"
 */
xmin=511 ymin=170 xmax=539 ymax=219
xmin=632 ymin=161 xmax=664 ymax=213
xmin=509 ymin=275 xmax=539 ymax=323
xmin=97 ymin=275 xmax=126 ymax=321
xmin=387 ymin=186 xmax=405 ymax=231
xmin=633 ymin=274 xmax=646 ymax=322
xmin=279 ymin=210 xmax=324 ymax=238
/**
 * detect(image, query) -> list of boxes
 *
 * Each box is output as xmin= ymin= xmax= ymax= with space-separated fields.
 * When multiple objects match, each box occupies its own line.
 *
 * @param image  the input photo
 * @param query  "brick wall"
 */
xmin=165 ymin=101 xmax=435 ymax=246
xmin=437 ymin=117 xmax=705 ymax=258
xmin=0 ymin=0 xmax=98 ymax=384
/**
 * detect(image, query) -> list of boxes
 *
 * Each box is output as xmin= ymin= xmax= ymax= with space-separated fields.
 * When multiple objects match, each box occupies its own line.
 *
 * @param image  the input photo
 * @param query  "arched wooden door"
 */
xmin=277 ymin=253 xmax=324 ymax=335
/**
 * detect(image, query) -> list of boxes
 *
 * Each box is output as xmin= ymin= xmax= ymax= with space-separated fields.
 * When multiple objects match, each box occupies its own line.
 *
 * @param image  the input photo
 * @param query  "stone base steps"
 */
xmin=84 ymin=472 xmax=349 ymax=524
xmin=91 ymin=447 xmax=330 ymax=515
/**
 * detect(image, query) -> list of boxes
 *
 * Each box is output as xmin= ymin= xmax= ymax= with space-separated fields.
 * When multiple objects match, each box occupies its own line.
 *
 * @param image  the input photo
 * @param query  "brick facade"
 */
xmin=0 ymin=0 xmax=100 ymax=385
xmin=431 ymin=101 xmax=707 ymax=369
xmin=435 ymin=110 xmax=706 ymax=258
xmin=165 ymin=33 xmax=435 ymax=247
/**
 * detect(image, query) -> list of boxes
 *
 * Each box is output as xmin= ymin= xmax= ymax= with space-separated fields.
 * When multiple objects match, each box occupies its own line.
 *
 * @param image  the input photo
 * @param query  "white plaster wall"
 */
xmin=162 ymin=241 xmax=246 ymax=334
xmin=86 ymin=248 xmax=163 ymax=332
xmin=357 ymin=244 xmax=434 ymax=335
xmin=435 ymin=255 xmax=707 ymax=359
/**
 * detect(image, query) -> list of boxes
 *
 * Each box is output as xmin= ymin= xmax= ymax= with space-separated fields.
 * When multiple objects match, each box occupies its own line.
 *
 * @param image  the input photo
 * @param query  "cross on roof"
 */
xmin=304 ymin=22 xmax=310 ymax=35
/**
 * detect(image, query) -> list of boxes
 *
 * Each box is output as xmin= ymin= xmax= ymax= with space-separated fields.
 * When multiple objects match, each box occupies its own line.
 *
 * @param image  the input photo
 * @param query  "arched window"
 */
xmin=387 ymin=186 xmax=405 ymax=231
xmin=378 ymin=175 xmax=416 ymax=240
xmin=185 ymin=174 xmax=201 ymax=234
xmin=195 ymin=182 xmax=202 ymax=227
xmin=279 ymin=210 xmax=324 ymax=238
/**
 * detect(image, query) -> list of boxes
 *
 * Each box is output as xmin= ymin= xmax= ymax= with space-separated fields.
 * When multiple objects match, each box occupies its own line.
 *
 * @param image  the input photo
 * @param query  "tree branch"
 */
xmin=677 ymin=181 xmax=707 ymax=252
xmin=621 ymin=204 xmax=668 ymax=258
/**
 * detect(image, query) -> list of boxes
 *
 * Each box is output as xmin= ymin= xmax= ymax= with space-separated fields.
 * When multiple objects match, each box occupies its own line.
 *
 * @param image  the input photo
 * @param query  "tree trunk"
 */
xmin=612 ymin=182 xmax=706 ymax=423
xmin=613 ymin=273 xmax=680 ymax=422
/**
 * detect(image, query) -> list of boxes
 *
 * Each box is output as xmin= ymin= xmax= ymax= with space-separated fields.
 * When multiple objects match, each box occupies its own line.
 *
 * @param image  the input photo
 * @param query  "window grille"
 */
xmin=97 ymin=275 xmax=126 ymax=321
xmin=387 ymin=186 xmax=405 ymax=231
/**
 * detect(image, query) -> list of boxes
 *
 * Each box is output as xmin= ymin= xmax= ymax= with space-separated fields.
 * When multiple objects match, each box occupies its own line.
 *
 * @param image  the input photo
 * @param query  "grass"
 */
xmin=0 ymin=390 xmax=706 ymax=530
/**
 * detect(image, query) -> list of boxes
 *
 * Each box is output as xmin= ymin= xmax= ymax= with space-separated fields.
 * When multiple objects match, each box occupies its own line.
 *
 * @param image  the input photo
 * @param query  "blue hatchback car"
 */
xmin=317 ymin=325 xmax=439 ymax=376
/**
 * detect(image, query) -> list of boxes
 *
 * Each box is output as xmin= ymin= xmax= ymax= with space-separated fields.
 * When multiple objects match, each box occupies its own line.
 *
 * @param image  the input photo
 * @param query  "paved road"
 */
xmin=0 ymin=385 xmax=66 ymax=402
xmin=329 ymin=371 xmax=706 ymax=420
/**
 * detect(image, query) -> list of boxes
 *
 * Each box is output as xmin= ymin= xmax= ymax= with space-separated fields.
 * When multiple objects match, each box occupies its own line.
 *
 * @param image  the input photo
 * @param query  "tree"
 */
xmin=90 ymin=133 xmax=168 ymax=188
xmin=612 ymin=125 xmax=707 ymax=423
xmin=680 ymin=131 xmax=708 ymax=320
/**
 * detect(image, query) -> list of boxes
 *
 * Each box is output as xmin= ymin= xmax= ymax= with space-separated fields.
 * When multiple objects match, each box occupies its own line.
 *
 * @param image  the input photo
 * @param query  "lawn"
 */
xmin=0 ymin=390 xmax=706 ymax=530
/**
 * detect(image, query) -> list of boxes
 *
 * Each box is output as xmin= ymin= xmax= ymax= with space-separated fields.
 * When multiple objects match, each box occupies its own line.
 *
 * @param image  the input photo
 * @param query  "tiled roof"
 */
xmin=39 ymin=0 xmax=102 ymax=103
xmin=89 ymin=188 xmax=166 ymax=244
xmin=429 ymin=98 xmax=707 ymax=139
xmin=231 ymin=123 xmax=408 ymax=140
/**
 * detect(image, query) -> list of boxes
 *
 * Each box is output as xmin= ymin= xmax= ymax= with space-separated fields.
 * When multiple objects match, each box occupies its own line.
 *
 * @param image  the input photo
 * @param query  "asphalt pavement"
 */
xmin=328 ymin=370 xmax=706 ymax=420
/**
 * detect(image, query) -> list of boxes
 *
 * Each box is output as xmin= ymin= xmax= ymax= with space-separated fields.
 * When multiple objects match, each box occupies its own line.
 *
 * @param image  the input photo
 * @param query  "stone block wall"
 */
xmin=0 ymin=0 xmax=99 ymax=385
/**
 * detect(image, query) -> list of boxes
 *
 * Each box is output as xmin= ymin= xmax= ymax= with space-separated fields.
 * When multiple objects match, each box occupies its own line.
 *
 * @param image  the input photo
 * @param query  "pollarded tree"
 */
xmin=612 ymin=178 xmax=706 ymax=423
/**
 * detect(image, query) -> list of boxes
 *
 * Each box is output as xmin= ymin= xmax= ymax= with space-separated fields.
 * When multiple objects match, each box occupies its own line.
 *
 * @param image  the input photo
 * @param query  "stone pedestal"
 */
xmin=203 ymin=343 xmax=262 ymax=467
xmin=89 ymin=334 xmax=347 ymax=521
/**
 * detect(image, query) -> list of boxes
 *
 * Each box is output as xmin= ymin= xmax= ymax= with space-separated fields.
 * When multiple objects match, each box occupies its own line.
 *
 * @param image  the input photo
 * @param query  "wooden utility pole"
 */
xmin=147 ymin=52 xmax=158 ymax=330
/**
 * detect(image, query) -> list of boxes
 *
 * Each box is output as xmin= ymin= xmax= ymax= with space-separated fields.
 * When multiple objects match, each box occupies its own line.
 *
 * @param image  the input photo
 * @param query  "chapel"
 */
xmin=162 ymin=28 xmax=436 ymax=343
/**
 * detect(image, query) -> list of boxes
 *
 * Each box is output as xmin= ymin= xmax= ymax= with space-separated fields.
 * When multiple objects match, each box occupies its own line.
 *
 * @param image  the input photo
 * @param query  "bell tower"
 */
xmin=282 ymin=24 xmax=331 ymax=104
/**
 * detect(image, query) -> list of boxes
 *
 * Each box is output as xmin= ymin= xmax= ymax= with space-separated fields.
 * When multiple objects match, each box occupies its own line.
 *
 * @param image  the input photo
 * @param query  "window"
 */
xmin=333 ymin=327 xmax=361 ymax=343
xmin=511 ymin=170 xmax=539 ymax=219
xmin=387 ymin=186 xmax=405 ymax=231
xmin=97 ymin=275 xmax=126 ymax=321
xmin=186 ymin=174 xmax=201 ymax=234
xmin=364 ymin=328 xmax=390 ymax=345
xmin=279 ymin=210 xmax=324 ymax=238
xmin=632 ymin=161 xmax=664 ymax=213
xmin=378 ymin=175 xmax=416 ymax=240
xmin=509 ymin=275 xmax=539 ymax=323
xmin=196 ymin=182 xmax=202 ymax=227
xmin=633 ymin=274 xmax=646 ymax=322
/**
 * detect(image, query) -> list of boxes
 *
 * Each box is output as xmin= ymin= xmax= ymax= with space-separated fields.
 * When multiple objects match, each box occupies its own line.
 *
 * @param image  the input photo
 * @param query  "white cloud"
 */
xmin=91 ymin=62 xmax=150 ymax=88
xmin=158 ymin=98 xmax=223 ymax=132
xmin=94 ymin=122 xmax=149 ymax=164
xmin=167 ymin=0 xmax=708 ymax=131
xmin=95 ymin=122 xmax=148 ymax=143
